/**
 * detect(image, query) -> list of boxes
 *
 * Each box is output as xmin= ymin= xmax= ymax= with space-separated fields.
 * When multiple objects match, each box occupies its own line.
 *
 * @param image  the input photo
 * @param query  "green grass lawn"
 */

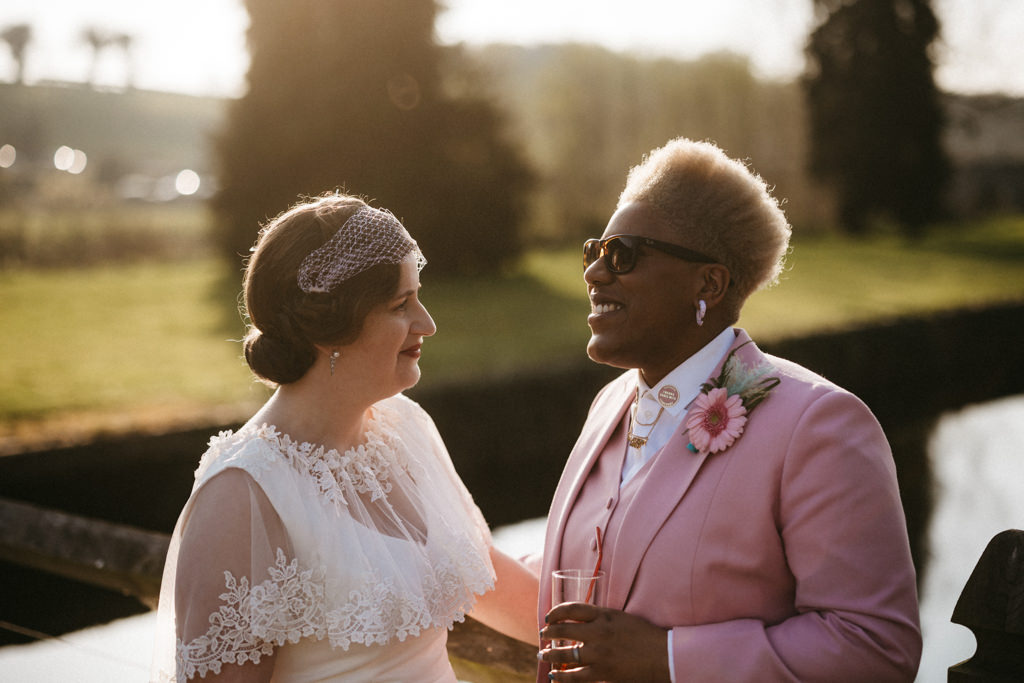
xmin=2 ymin=215 xmax=1023 ymax=444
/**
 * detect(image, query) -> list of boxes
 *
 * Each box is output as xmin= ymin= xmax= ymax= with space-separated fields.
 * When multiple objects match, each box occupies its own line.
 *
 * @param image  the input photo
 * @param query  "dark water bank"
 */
xmin=2 ymin=301 xmax=1023 ymax=645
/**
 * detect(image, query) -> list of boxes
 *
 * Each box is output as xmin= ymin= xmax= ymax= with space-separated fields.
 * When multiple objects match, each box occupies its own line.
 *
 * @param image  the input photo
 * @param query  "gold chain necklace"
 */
xmin=627 ymin=388 xmax=665 ymax=449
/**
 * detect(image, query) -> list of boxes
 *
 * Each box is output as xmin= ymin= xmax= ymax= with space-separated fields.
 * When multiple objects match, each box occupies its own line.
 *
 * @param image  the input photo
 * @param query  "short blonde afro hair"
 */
xmin=619 ymin=137 xmax=791 ymax=322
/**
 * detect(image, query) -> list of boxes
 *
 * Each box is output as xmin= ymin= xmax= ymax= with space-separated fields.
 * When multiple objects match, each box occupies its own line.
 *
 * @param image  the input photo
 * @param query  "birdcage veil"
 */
xmin=296 ymin=206 xmax=426 ymax=294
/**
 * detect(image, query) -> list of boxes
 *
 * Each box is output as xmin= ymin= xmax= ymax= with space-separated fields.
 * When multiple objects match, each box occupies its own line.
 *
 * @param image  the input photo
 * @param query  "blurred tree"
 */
xmin=804 ymin=0 xmax=949 ymax=235
xmin=1 ymin=24 xmax=32 ymax=84
xmin=528 ymin=45 xmax=642 ymax=242
xmin=82 ymin=27 xmax=113 ymax=87
xmin=81 ymin=28 xmax=135 ymax=90
xmin=112 ymin=33 xmax=135 ymax=90
xmin=473 ymin=45 xmax=822 ymax=241
xmin=214 ymin=0 xmax=533 ymax=276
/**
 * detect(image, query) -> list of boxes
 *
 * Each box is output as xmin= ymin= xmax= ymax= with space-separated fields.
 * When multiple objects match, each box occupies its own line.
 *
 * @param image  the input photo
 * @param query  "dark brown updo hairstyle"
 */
xmin=242 ymin=193 xmax=402 ymax=385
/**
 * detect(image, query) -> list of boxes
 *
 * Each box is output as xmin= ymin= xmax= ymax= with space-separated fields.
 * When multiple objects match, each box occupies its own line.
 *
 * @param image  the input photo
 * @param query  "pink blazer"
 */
xmin=539 ymin=330 xmax=921 ymax=682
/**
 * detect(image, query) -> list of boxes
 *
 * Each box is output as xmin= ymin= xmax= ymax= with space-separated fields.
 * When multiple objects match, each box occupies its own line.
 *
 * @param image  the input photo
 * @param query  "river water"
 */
xmin=914 ymin=394 xmax=1024 ymax=682
xmin=1 ymin=396 xmax=1022 ymax=681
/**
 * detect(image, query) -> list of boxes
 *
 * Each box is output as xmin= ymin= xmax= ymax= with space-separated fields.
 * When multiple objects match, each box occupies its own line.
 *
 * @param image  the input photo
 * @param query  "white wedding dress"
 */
xmin=150 ymin=393 xmax=495 ymax=682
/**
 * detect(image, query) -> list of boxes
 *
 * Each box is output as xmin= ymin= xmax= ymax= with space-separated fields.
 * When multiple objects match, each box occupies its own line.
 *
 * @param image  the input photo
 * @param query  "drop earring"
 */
xmin=696 ymin=300 xmax=707 ymax=327
xmin=329 ymin=350 xmax=340 ymax=375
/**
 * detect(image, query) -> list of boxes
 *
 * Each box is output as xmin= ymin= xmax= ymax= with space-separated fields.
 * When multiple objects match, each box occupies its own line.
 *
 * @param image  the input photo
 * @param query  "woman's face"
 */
xmin=585 ymin=201 xmax=706 ymax=385
xmin=339 ymin=254 xmax=436 ymax=398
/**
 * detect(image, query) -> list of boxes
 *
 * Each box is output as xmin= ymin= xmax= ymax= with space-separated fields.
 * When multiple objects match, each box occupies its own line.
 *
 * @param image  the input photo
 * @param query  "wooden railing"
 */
xmin=0 ymin=496 xmax=167 ymax=608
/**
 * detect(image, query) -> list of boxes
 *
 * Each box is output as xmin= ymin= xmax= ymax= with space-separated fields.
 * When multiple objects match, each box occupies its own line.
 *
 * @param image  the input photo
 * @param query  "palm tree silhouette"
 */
xmin=1 ymin=23 xmax=32 ymax=84
xmin=82 ymin=27 xmax=135 ymax=89
xmin=112 ymin=33 xmax=135 ymax=90
xmin=82 ymin=27 xmax=112 ymax=87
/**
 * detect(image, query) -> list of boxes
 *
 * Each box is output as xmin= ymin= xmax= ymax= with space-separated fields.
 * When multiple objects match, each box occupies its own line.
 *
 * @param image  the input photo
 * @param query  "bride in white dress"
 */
xmin=150 ymin=193 xmax=538 ymax=682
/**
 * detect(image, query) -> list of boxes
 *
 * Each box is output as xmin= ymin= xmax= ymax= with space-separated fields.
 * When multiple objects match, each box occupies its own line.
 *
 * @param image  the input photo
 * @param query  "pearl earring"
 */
xmin=329 ymin=350 xmax=340 ymax=375
xmin=696 ymin=300 xmax=707 ymax=327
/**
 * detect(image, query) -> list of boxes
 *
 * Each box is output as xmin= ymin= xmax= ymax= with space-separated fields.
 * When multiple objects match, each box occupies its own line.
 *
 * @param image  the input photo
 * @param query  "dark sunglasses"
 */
xmin=582 ymin=234 xmax=717 ymax=274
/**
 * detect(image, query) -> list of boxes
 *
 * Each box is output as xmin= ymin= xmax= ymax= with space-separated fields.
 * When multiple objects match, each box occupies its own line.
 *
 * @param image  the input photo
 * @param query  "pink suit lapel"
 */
xmin=604 ymin=433 xmax=712 ymax=611
xmin=603 ymin=329 xmax=764 ymax=611
xmin=541 ymin=375 xmax=633 ymax=608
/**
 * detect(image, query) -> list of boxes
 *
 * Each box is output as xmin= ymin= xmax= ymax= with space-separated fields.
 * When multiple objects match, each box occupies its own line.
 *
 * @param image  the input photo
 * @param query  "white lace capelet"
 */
xmin=150 ymin=394 xmax=495 ymax=681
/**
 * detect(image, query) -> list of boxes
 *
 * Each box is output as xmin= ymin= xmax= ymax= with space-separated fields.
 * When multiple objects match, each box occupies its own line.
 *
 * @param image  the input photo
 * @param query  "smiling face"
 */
xmin=337 ymin=253 xmax=436 ymax=399
xmin=585 ymin=201 xmax=707 ymax=384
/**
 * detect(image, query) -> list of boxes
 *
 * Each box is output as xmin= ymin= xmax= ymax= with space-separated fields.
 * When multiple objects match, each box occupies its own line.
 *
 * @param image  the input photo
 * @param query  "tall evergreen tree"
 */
xmin=804 ymin=0 xmax=948 ymax=234
xmin=214 ymin=0 xmax=532 ymax=274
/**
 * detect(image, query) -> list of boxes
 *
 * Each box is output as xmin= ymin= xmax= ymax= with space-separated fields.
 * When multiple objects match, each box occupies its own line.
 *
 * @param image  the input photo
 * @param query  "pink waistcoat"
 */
xmin=557 ymin=413 xmax=655 ymax=610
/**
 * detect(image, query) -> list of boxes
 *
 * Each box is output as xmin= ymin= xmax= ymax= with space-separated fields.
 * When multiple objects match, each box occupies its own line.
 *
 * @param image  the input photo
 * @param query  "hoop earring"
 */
xmin=329 ymin=350 xmax=340 ymax=375
xmin=696 ymin=300 xmax=707 ymax=327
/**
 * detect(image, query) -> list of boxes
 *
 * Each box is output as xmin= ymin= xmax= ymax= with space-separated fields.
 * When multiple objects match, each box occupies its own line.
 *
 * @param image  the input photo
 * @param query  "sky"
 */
xmin=0 ymin=0 xmax=1022 ymax=98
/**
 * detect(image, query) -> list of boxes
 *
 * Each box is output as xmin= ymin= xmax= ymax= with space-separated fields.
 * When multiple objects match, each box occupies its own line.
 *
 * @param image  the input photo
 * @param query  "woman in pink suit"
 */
xmin=537 ymin=138 xmax=921 ymax=682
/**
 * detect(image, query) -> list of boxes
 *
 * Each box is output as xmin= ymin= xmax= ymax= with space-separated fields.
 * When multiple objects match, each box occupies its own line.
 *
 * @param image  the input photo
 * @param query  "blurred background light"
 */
xmin=67 ymin=149 xmax=88 ymax=174
xmin=152 ymin=174 xmax=179 ymax=201
xmin=0 ymin=144 xmax=15 ymax=168
xmin=53 ymin=146 xmax=88 ymax=174
xmin=174 ymin=169 xmax=200 ymax=196
xmin=114 ymin=173 xmax=151 ymax=200
xmin=387 ymin=73 xmax=421 ymax=110
xmin=53 ymin=145 xmax=75 ymax=171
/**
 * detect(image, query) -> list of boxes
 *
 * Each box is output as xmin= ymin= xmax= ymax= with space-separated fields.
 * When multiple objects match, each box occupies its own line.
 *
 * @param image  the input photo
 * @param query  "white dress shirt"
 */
xmin=618 ymin=326 xmax=735 ymax=683
xmin=621 ymin=327 xmax=736 ymax=487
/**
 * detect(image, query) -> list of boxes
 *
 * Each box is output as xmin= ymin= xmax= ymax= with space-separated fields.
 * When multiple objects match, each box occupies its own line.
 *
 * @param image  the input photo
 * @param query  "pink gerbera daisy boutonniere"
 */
xmin=685 ymin=342 xmax=780 ymax=456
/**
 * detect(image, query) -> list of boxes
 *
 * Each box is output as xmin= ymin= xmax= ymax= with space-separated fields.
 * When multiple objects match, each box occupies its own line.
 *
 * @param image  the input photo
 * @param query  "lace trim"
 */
xmin=169 ymin=399 xmax=495 ymax=680
xmin=172 ymin=546 xmax=492 ymax=681
xmin=174 ymin=549 xmax=326 ymax=681
xmin=199 ymin=407 xmax=415 ymax=509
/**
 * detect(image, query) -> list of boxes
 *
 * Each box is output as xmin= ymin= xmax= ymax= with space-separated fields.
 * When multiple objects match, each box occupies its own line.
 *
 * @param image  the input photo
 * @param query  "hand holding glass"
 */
xmin=549 ymin=569 xmax=604 ymax=670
